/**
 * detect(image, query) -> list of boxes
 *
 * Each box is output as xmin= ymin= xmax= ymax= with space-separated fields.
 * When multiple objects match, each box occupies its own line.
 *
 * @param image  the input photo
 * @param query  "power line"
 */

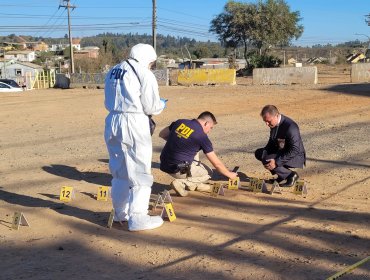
xmin=33 ymin=8 xmax=63 ymax=38
xmin=0 ymin=12 xmax=152 ymax=19
xmin=0 ymin=22 xmax=152 ymax=31
xmin=157 ymin=7 xmax=212 ymax=22
xmin=1 ymin=4 xmax=55 ymax=8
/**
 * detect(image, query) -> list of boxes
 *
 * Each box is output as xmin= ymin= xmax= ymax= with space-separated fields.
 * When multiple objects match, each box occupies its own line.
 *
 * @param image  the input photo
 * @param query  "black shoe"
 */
xmin=265 ymin=177 xmax=284 ymax=184
xmin=279 ymin=172 xmax=299 ymax=188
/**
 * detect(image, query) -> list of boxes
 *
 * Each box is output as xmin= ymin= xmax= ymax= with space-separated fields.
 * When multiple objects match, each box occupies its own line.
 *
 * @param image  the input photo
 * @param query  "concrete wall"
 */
xmin=69 ymin=69 xmax=169 ymax=88
xmin=253 ymin=66 xmax=318 ymax=85
xmin=70 ymin=73 xmax=105 ymax=88
xmin=177 ymin=69 xmax=236 ymax=86
xmin=153 ymin=69 xmax=169 ymax=86
xmin=351 ymin=63 xmax=370 ymax=83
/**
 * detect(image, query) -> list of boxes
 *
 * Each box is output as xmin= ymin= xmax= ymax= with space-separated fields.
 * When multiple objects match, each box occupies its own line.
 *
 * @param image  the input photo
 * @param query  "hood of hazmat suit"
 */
xmin=129 ymin=43 xmax=157 ymax=68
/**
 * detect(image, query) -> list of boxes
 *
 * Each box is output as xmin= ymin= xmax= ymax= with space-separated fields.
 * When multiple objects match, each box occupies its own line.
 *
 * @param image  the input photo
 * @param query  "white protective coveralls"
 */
xmin=104 ymin=43 xmax=165 ymax=231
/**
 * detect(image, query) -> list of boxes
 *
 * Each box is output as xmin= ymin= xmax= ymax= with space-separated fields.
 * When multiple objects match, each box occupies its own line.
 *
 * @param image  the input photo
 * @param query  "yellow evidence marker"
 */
xmin=293 ymin=180 xmax=308 ymax=197
xmin=59 ymin=186 xmax=75 ymax=202
xmin=228 ymin=177 xmax=240 ymax=190
xmin=12 ymin=212 xmax=30 ymax=230
xmin=250 ymin=177 xmax=266 ymax=193
xmin=161 ymin=203 xmax=176 ymax=222
xmin=97 ymin=186 xmax=110 ymax=201
xmin=211 ymin=183 xmax=225 ymax=197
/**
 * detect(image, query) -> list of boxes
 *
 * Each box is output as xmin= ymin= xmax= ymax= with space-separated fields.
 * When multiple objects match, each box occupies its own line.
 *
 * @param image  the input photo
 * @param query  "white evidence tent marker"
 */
xmin=12 ymin=212 xmax=30 ymax=230
xmin=152 ymin=190 xmax=176 ymax=222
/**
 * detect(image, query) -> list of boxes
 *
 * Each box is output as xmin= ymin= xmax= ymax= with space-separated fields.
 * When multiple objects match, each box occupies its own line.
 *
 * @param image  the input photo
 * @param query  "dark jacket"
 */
xmin=265 ymin=114 xmax=306 ymax=168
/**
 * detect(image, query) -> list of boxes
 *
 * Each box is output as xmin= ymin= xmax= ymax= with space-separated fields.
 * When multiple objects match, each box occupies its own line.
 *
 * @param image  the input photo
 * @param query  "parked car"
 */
xmin=0 ymin=81 xmax=23 ymax=92
xmin=0 ymin=79 xmax=21 ymax=88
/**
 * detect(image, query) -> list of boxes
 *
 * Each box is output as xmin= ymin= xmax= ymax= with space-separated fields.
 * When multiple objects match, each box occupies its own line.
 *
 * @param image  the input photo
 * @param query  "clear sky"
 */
xmin=0 ymin=0 xmax=369 ymax=46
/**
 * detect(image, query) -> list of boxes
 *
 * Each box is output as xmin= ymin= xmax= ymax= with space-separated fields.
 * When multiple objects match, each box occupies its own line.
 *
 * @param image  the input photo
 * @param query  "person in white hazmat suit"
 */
xmin=104 ymin=43 xmax=167 ymax=231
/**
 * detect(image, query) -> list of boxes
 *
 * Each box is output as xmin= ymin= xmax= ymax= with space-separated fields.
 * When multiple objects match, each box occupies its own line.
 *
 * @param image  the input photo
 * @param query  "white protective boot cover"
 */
xmin=128 ymin=185 xmax=163 ymax=231
xmin=111 ymin=178 xmax=129 ymax=221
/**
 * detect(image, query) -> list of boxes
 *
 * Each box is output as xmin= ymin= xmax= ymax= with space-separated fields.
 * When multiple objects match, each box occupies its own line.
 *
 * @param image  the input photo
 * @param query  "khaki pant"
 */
xmin=170 ymin=153 xmax=212 ymax=191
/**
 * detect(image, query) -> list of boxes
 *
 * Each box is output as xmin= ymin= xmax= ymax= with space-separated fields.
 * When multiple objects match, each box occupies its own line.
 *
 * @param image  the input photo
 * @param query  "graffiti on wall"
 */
xmin=351 ymin=63 xmax=370 ymax=83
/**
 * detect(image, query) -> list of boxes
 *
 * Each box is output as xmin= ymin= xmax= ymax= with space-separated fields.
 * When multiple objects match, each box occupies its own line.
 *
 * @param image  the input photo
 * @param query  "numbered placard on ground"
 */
xmin=211 ymin=183 xmax=225 ymax=197
xmin=228 ymin=177 xmax=240 ymax=190
xmin=161 ymin=203 xmax=176 ymax=222
xmin=293 ymin=181 xmax=308 ymax=196
xmin=97 ymin=186 xmax=110 ymax=201
xmin=12 ymin=212 xmax=30 ymax=230
xmin=250 ymin=177 xmax=266 ymax=193
xmin=59 ymin=186 xmax=75 ymax=202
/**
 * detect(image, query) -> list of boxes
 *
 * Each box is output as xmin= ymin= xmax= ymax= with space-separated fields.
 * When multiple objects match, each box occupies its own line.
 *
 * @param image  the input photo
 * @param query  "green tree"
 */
xmin=253 ymin=0 xmax=303 ymax=54
xmin=210 ymin=1 xmax=256 ymax=62
xmin=33 ymin=51 xmax=54 ymax=65
xmin=210 ymin=0 xmax=303 ymax=57
xmin=193 ymin=45 xmax=211 ymax=59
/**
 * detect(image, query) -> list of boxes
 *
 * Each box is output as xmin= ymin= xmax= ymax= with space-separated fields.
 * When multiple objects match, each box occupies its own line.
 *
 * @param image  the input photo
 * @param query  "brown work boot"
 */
xmin=170 ymin=180 xmax=188 ymax=197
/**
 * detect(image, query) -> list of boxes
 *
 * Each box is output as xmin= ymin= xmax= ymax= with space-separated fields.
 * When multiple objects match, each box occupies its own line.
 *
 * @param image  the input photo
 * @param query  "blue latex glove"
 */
xmin=160 ymin=98 xmax=168 ymax=109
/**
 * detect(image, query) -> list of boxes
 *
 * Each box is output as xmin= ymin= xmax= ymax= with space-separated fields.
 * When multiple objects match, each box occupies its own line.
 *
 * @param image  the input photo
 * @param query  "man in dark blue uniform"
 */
xmin=159 ymin=111 xmax=238 ymax=196
xmin=255 ymin=105 xmax=306 ymax=187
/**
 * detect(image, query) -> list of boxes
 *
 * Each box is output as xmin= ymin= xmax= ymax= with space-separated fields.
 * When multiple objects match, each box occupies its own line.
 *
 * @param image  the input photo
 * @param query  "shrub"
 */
xmin=237 ymin=54 xmax=282 ymax=76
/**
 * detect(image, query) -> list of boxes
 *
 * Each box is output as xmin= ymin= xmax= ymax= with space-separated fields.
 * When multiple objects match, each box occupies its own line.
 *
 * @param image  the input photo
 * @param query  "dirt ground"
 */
xmin=0 ymin=65 xmax=369 ymax=280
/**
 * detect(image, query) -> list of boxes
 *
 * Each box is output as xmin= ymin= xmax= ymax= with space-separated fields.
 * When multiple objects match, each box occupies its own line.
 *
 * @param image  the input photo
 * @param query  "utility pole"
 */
xmin=152 ymin=0 xmax=157 ymax=52
xmin=184 ymin=45 xmax=192 ymax=68
xmin=59 ymin=0 xmax=76 ymax=74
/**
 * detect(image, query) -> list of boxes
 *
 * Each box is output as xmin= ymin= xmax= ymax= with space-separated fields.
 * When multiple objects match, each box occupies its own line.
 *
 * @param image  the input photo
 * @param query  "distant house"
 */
xmin=179 ymin=60 xmax=204 ymax=69
xmin=200 ymin=60 xmax=227 ymax=69
xmin=157 ymin=56 xmax=176 ymax=68
xmin=50 ymin=38 xmax=81 ymax=52
xmin=0 ymin=61 xmax=43 ymax=84
xmin=1 ymin=44 xmax=14 ymax=51
xmin=30 ymin=41 xmax=49 ymax=52
xmin=1 ymin=36 xmax=28 ymax=50
xmin=4 ymin=50 xmax=36 ymax=62
xmin=74 ymin=46 xmax=100 ymax=59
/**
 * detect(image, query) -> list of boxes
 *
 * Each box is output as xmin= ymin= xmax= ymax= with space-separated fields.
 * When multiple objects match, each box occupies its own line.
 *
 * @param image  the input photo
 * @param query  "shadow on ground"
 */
xmin=322 ymin=83 xmax=370 ymax=97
